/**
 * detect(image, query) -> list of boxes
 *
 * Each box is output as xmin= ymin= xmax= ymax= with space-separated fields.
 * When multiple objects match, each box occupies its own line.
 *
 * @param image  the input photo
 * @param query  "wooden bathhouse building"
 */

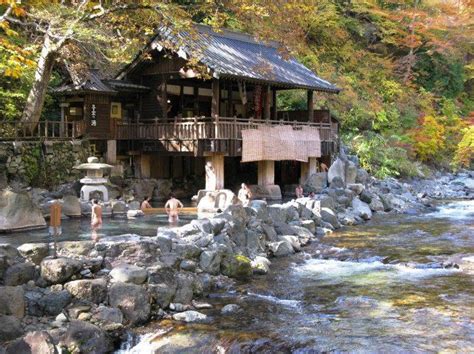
xmin=7 ymin=25 xmax=341 ymax=197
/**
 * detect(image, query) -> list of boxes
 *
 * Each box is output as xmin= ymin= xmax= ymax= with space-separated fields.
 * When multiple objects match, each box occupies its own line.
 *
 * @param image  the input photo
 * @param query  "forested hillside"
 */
xmin=1 ymin=0 xmax=472 ymax=177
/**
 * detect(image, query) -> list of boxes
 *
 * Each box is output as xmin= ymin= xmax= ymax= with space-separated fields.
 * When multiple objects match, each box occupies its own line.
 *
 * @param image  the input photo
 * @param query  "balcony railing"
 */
xmin=0 ymin=116 xmax=338 ymax=143
xmin=114 ymin=116 xmax=337 ymax=142
xmin=0 ymin=120 xmax=86 ymax=140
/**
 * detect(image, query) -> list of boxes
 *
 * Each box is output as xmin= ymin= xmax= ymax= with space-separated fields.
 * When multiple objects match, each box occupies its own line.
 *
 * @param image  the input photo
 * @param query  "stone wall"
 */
xmin=0 ymin=140 xmax=90 ymax=189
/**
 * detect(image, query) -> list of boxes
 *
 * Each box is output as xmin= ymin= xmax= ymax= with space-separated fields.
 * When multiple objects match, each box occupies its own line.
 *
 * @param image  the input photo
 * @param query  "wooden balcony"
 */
xmin=0 ymin=120 xmax=86 ymax=140
xmin=114 ymin=116 xmax=337 ymax=142
xmin=0 ymin=115 xmax=338 ymax=156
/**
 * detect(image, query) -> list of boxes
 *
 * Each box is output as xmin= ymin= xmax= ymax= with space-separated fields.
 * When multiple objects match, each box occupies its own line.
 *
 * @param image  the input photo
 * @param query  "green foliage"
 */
xmin=21 ymin=144 xmax=42 ymax=186
xmin=1 ymin=0 xmax=471 ymax=178
xmin=345 ymin=132 xmax=422 ymax=178
xmin=415 ymin=53 xmax=465 ymax=99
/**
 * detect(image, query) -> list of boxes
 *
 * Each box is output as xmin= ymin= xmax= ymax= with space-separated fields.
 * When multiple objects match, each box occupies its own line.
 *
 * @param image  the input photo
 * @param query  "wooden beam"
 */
xmin=212 ymin=78 xmax=220 ymax=118
xmin=307 ymin=90 xmax=314 ymax=122
xmin=264 ymin=85 xmax=271 ymax=120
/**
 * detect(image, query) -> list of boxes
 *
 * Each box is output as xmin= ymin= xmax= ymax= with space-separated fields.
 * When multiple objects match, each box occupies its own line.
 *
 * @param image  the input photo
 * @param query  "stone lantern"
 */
xmin=75 ymin=157 xmax=113 ymax=202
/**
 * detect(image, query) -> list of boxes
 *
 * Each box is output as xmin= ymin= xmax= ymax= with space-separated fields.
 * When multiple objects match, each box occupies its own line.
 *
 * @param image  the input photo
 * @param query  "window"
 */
xmin=69 ymin=106 xmax=83 ymax=116
xmin=110 ymin=102 xmax=122 ymax=119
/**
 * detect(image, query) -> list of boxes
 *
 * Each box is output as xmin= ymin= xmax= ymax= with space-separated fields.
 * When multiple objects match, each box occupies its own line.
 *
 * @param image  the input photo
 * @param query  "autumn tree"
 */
xmin=0 ymin=0 xmax=223 ymax=128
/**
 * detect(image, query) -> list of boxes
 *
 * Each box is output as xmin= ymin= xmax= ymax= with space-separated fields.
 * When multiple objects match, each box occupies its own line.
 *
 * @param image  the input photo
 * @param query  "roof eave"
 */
xmin=218 ymin=73 xmax=340 ymax=93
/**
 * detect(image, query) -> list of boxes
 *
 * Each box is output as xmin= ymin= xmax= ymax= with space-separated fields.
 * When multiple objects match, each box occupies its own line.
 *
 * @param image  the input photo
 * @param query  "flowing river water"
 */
xmin=118 ymin=200 xmax=474 ymax=353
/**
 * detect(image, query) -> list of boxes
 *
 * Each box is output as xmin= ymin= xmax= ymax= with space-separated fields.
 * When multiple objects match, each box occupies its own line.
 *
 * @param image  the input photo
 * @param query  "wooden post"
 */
xmin=272 ymin=89 xmax=277 ymax=120
xmin=307 ymin=90 xmax=314 ymax=122
xmin=212 ymin=78 xmax=220 ymax=118
xmin=264 ymin=85 xmax=271 ymax=120
xmin=258 ymin=160 xmax=275 ymax=186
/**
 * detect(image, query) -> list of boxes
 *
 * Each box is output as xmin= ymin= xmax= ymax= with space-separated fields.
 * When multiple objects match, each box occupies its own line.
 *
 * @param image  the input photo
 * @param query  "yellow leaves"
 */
xmin=452 ymin=125 xmax=474 ymax=169
xmin=410 ymin=115 xmax=447 ymax=162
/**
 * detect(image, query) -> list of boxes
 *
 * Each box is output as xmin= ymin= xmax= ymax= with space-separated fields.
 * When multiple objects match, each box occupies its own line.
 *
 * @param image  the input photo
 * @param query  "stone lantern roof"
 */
xmin=74 ymin=156 xmax=113 ymax=171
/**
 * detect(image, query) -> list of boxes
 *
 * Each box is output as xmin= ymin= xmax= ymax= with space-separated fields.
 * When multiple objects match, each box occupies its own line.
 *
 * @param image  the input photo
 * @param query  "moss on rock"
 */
xmin=220 ymin=254 xmax=252 ymax=280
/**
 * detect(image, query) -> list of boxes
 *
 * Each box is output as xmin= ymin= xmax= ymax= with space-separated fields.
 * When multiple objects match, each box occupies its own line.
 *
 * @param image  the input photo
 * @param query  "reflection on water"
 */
xmin=121 ymin=200 xmax=474 ymax=353
xmin=0 ymin=214 xmax=196 ymax=246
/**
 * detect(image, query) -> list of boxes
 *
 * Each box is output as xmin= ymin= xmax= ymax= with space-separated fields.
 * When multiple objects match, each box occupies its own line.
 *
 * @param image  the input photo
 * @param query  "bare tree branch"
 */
xmin=0 ymin=5 xmax=12 ymax=22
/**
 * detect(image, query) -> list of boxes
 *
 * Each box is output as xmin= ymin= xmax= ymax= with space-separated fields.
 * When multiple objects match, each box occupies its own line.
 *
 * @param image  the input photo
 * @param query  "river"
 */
xmin=119 ymin=200 xmax=474 ymax=353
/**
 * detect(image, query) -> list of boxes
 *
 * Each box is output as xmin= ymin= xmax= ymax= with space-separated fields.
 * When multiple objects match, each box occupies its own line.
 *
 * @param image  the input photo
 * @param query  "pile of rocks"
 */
xmin=0 ymin=195 xmax=363 ymax=352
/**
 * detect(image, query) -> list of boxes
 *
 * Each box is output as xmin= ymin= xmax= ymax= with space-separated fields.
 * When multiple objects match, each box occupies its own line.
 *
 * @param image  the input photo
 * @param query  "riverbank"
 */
xmin=0 ymin=169 xmax=472 ymax=352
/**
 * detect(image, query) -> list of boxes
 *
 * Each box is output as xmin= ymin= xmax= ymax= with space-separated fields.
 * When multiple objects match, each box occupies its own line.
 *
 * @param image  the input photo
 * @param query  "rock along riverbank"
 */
xmin=0 ymin=166 xmax=473 ymax=353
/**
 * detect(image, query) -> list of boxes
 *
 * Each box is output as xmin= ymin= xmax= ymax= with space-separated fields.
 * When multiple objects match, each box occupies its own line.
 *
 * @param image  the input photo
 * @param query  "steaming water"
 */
xmin=120 ymin=200 xmax=474 ymax=353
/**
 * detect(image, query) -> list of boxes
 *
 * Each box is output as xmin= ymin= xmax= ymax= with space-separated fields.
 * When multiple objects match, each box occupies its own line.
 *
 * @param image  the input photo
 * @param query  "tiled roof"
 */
xmin=53 ymin=70 xmax=149 ymax=94
xmin=154 ymin=25 xmax=340 ymax=93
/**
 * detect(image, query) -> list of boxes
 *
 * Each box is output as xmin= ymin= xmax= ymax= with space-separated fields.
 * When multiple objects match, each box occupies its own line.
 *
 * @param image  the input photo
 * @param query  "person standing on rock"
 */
xmin=91 ymin=199 xmax=102 ymax=242
xmin=141 ymin=196 xmax=152 ymax=211
xmin=295 ymin=185 xmax=304 ymax=199
xmin=238 ymin=183 xmax=252 ymax=207
xmin=165 ymin=193 xmax=183 ymax=224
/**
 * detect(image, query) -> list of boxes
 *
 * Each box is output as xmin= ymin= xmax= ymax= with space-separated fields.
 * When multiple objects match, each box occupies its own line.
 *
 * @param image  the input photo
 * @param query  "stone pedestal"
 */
xmin=196 ymin=189 xmax=235 ymax=212
xmin=249 ymin=184 xmax=282 ymax=201
xmin=205 ymin=155 xmax=224 ymax=191
xmin=258 ymin=160 xmax=275 ymax=186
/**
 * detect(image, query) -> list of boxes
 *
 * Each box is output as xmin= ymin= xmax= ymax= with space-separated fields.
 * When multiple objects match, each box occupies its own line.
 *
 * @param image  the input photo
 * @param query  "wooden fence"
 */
xmin=0 ymin=120 xmax=86 ymax=140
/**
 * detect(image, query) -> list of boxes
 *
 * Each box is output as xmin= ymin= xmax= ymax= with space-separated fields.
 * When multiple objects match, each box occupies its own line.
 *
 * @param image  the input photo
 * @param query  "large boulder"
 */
xmin=17 ymin=243 xmax=49 ymax=265
xmin=369 ymin=196 xmax=385 ymax=212
xmin=251 ymin=256 xmax=271 ymax=275
xmin=0 ymin=315 xmax=23 ymax=341
xmin=351 ymin=198 xmax=372 ymax=220
xmin=303 ymin=173 xmax=328 ymax=193
xmin=172 ymin=310 xmax=207 ymax=323
xmin=0 ymin=190 xmax=46 ymax=232
xmin=345 ymin=161 xmax=357 ymax=185
xmin=5 ymin=331 xmax=57 ymax=354
xmin=268 ymin=241 xmax=294 ymax=257
xmin=4 ymin=262 xmax=36 ymax=286
xmin=110 ymin=264 xmax=147 ymax=284
xmin=328 ymin=158 xmax=346 ymax=185
xmin=38 ymin=290 xmax=71 ymax=316
xmin=0 ymin=286 xmax=24 ymax=318
xmin=220 ymin=254 xmax=252 ymax=280
xmin=248 ymin=200 xmax=269 ymax=220
xmin=147 ymin=267 xmax=177 ymax=308
xmin=356 ymin=168 xmax=370 ymax=185
xmin=40 ymin=257 xmax=82 ymax=284
xmin=199 ymin=250 xmax=222 ymax=275
xmin=65 ymin=279 xmax=108 ymax=304
xmin=173 ymin=272 xmax=195 ymax=304
xmin=60 ymin=320 xmax=113 ymax=354
xmin=62 ymin=195 xmax=81 ymax=217
xmin=108 ymin=282 xmax=150 ymax=325
xmin=320 ymin=207 xmax=341 ymax=229
xmin=92 ymin=305 xmax=123 ymax=325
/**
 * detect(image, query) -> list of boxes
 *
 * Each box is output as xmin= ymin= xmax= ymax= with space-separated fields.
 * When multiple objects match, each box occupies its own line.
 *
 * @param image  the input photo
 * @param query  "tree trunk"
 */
xmin=21 ymin=33 xmax=57 ymax=129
